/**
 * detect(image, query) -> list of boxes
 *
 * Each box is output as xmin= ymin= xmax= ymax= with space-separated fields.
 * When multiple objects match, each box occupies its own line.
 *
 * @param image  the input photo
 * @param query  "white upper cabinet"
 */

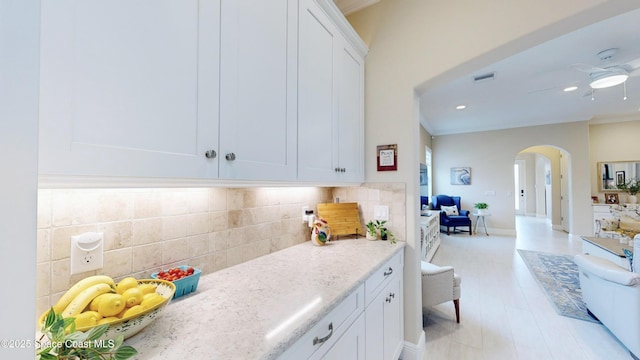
xmin=39 ymin=0 xmax=366 ymax=185
xmin=219 ymin=0 xmax=298 ymax=181
xmin=39 ymin=0 xmax=220 ymax=179
xmin=298 ymin=0 xmax=366 ymax=183
xmin=337 ymin=41 xmax=365 ymax=183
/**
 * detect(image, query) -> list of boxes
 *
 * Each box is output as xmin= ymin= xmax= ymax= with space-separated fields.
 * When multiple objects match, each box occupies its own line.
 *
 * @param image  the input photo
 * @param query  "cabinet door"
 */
xmin=39 ymin=0 xmax=220 ymax=179
xmin=219 ymin=0 xmax=297 ymax=181
xmin=382 ymin=277 xmax=403 ymax=360
xmin=337 ymin=42 xmax=364 ymax=183
xmin=366 ymin=276 xmax=404 ymax=360
xmin=313 ymin=313 xmax=366 ymax=360
xmin=297 ymin=0 xmax=340 ymax=182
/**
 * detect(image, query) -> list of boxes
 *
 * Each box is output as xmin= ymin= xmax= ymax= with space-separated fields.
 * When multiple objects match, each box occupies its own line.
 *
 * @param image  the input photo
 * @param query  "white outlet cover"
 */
xmin=70 ymin=232 xmax=104 ymax=275
xmin=374 ymin=205 xmax=389 ymax=221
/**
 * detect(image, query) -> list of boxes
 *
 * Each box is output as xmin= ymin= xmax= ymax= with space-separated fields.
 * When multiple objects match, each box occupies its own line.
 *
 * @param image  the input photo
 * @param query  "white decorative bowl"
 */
xmin=39 ymin=279 xmax=176 ymax=341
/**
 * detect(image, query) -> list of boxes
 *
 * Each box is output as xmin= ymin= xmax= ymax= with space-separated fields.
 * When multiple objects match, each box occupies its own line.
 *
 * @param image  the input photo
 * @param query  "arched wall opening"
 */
xmin=517 ymin=145 xmax=572 ymax=234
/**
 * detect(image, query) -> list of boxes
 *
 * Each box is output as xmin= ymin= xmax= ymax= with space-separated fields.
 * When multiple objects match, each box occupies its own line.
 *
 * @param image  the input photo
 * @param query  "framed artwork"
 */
xmin=420 ymin=169 xmax=428 ymax=185
xmin=450 ymin=167 xmax=471 ymax=185
xmin=605 ymin=193 xmax=619 ymax=204
xmin=616 ymin=171 xmax=626 ymax=186
xmin=377 ymin=144 xmax=397 ymax=171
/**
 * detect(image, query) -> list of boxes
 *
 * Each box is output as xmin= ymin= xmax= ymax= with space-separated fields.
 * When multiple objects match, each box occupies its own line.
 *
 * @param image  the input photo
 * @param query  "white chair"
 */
xmin=574 ymin=254 xmax=640 ymax=359
xmin=421 ymin=261 xmax=462 ymax=323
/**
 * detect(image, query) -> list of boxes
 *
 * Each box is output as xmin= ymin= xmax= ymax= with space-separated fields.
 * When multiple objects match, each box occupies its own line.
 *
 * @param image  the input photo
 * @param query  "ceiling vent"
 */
xmin=473 ymin=72 xmax=495 ymax=83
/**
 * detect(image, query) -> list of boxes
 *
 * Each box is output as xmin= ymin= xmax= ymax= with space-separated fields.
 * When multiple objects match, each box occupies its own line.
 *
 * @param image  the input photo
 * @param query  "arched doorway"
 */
xmin=515 ymin=145 xmax=571 ymax=233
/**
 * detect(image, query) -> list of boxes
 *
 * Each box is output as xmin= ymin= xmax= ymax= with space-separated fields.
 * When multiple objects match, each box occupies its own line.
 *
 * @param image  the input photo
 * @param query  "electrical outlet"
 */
xmin=374 ymin=205 xmax=389 ymax=221
xmin=70 ymin=232 xmax=104 ymax=275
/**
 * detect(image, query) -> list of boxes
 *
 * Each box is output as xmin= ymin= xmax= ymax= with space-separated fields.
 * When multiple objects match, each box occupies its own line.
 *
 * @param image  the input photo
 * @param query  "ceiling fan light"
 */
xmin=589 ymin=71 xmax=629 ymax=89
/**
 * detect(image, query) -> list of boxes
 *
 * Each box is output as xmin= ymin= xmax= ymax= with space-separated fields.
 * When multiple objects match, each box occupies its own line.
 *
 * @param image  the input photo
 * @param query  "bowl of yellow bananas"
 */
xmin=39 ymin=275 xmax=176 ymax=340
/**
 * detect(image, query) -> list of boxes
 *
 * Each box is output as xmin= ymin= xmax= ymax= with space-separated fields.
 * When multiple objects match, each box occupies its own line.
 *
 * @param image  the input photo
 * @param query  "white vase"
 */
xmin=629 ymin=195 xmax=638 ymax=204
xmin=366 ymin=231 xmax=378 ymax=240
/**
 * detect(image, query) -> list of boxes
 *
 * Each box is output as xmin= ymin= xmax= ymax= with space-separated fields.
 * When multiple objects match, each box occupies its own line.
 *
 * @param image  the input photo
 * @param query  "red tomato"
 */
xmin=156 ymin=267 xmax=195 ymax=282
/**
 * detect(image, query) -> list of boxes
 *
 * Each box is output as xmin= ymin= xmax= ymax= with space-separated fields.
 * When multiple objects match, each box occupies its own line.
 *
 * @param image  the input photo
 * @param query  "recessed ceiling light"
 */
xmin=456 ymin=105 xmax=466 ymax=110
xmin=563 ymin=86 xmax=578 ymax=92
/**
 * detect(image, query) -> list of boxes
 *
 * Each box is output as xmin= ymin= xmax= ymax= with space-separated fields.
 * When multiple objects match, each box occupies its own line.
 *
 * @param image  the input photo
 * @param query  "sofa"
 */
xmin=595 ymin=204 xmax=640 ymax=239
xmin=574 ymin=254 xmax=640 ymax=359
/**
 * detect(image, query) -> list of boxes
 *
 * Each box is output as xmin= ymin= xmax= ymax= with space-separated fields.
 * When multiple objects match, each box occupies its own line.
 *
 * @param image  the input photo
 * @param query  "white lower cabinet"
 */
xmin=364 ymin=252 xmax=404 ymax=360
xmin=365 ymin=276 xmax=403 ymax=360
xmin=280 ymin=251 xmax=404 ymax=360
xmin=315 ymin=313 xmax=366 ymax=360
xmin=278 ymin=284 xmax=365 ymax=360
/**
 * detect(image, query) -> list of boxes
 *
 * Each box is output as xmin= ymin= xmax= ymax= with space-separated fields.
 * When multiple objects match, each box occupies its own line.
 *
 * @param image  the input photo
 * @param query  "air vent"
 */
xmin=473 ymin=72 xmax=495 ymax=83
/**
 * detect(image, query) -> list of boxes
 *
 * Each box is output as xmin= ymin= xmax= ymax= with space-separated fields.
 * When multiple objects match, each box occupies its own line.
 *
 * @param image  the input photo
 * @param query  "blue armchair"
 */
xmin=432 ymin=195 xmax=472 ymax=235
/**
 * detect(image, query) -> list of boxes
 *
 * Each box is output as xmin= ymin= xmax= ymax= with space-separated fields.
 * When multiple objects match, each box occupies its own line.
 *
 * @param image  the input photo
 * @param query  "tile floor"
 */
xmin=423 ymin=215 xmax=633 ymax=360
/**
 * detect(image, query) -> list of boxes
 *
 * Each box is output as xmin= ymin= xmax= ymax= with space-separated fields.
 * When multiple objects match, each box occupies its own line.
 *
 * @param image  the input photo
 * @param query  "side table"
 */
xmin=472 ymin=212 xmax=490 ymax=236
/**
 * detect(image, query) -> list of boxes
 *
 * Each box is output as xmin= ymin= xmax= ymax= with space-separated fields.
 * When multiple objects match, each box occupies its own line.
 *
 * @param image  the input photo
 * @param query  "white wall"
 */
xmin=0 ymin=1 xmax=40 ymax=358
xmin=433 ymin=124 xmax=587 ymax=234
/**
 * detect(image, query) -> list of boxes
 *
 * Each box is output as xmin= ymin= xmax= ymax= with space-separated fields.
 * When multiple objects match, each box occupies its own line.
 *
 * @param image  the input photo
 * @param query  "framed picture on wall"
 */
xmin=377 ymin=144 xmax=397 ymax=171
xmin=605 ymin=193 xmax=619 ymax=204
xmin=450 ymin=167 xmax=471 ymax=185
xmin=617 ymin=171 xmax=626 ymax=186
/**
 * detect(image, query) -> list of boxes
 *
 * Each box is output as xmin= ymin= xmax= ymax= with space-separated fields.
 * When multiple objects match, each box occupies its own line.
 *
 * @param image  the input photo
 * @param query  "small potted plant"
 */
xmin=474 ymin=202 xmax=489 ymax=215
xmin=619 ymin=178 xmax=640 ymax=204
xmin=379 ymin=226 xmax=397 ymax=244
xmin=366 ymin=220 xmax=378 ymax=240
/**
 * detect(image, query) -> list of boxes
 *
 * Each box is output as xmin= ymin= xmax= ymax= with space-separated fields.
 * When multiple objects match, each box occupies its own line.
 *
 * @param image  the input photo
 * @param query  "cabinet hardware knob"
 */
xmin=334 ymin=167 xmax=339 ymax=172
xmin=312 ymin=322 xmax=333 ymax=346
xmin=225 ymin=153 xmax=236 ymax=161
xmin=341 ymin=168 xmax=346 ymax=172
xmin=386 ymin=297 xmax=391 ymax=303
xmin=390 ymin=293 xmax=395 ymax=298
xmin=384 ymin=267 xmax=393 ymax=276
xmin=204 ymin=150 xmax=217 ymax=159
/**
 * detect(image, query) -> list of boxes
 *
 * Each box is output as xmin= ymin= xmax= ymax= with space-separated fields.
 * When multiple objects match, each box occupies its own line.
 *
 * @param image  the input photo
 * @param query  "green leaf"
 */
xmin=114 ymin=345 xmax=138 ymax=360
xmin=86 ymin=323 xmax=109 ymax=341
xmin=68 ymin=330 xmax=89 ymax=343
xmin=37 ymin=347 xmax=56 ymax=358
xmin=43 ymin=308 xmax=57 ymax=329
xmin=38 ymin=352 xmax=58 ymax=360
xmin=112 ymin=335 xmax=124 ymax=350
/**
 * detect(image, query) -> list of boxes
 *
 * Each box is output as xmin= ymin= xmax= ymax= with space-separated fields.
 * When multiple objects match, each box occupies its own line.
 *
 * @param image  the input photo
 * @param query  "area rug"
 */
xmin=517 ymin=249 xmax=599 ymax=323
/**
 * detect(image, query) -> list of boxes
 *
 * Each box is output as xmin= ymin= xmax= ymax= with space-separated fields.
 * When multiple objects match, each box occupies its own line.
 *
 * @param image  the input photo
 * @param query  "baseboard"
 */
xmin=400 ymin=330 xmax=425 ymax=360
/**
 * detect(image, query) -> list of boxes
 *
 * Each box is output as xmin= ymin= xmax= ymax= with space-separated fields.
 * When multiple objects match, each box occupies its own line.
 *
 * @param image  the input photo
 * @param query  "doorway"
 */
xmin=515 ymin=146 xmax=571 ymax=233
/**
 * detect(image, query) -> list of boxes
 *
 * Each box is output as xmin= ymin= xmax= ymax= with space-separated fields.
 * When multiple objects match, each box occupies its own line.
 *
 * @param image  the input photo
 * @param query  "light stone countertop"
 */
xmin=126 ymin=239 xmax=405 ymax=359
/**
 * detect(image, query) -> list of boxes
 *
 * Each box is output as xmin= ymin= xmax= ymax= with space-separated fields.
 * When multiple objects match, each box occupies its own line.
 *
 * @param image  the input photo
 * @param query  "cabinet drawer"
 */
xmin=278 ymin=283 xmax=365 ymax=360
xmin=364 ymin=251 xmax=403 ymax=305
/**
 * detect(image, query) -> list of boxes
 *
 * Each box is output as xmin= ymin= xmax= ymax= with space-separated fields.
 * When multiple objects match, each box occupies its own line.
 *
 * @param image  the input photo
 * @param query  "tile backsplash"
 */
xmin=36 ymin=183 xmax=405 ymax=318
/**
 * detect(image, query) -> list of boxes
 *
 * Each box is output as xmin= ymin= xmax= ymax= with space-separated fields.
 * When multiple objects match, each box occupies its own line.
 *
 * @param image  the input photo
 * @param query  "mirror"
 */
xmin=599 ymin=161 xmax=640 ymax=191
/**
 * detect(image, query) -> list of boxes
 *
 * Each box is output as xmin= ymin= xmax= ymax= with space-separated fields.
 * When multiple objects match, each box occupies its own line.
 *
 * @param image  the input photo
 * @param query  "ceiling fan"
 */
xmin=571 ymin=48 xmax=640 ymax=91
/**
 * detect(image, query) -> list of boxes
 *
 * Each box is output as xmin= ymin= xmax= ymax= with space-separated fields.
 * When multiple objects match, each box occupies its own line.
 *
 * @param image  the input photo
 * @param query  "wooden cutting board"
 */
xmin=317 ymin=202 xmax=363 ymax=238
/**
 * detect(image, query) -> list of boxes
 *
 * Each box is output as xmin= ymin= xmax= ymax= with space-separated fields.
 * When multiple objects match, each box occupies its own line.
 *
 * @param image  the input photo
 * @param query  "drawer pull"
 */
xmin=384 ymin=267 xmax=393 ymax=276
xmin=390 ymin=292 xmax=395 ymax=298
xmin=312 ymin=323 xmax=333 ymax=346
xmin=386 ymin=296 xmax=391 ymax=303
